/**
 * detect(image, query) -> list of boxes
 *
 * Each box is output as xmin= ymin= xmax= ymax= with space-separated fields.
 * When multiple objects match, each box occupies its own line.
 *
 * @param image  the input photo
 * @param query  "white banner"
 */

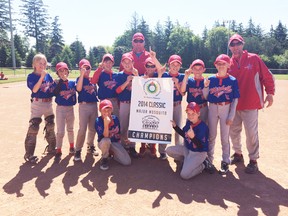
xmin=128 ymin=76 xmax=173 ymax=144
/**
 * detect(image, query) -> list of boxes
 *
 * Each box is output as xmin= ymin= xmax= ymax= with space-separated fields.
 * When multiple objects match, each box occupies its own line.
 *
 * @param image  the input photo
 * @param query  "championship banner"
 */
xmin=128 ymin=76 xmax=173 ymax=144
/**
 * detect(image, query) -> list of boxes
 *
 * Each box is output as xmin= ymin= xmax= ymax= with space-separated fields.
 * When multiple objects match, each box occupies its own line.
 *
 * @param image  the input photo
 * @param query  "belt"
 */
xmin=212 ymin=101 xmax=231 ymax=106
xmin=33 ymin=98 xmax=52 ymax=102
xmin=79 ymin=101 xmax=97 ymax=104
xmin=199 ymin=102 xmax=207 ymax=108
xmin=173 ymin=101 xmax=181 ymax=106
xmin=120 ymin=100 xmax=131 ymax=104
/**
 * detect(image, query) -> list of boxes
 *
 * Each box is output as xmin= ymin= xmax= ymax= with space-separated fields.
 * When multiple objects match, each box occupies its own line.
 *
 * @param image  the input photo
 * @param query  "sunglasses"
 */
xmin=133 ymin=39 xmax=144 ymax=43
xmin=230 ymin=41 xmax=243 ymax=47
xmin=146 ymin=65 xmax=156 ymax=68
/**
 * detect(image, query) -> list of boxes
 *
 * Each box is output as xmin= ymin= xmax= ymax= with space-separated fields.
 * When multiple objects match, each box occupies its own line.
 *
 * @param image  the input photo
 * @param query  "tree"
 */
xmin=25 ymin=49 xmax=36 ymax=67
xmin=274 ymin=21 xmax=287 ymax=50
xmin=14 ymin=34 xmax=28 ymax=60
xmin=20 ymin=0 xmax=50 ymax=53
xmin=6 ymin=50 xmax=22 ymax=67
xmin=137 ymin=17 xmax=152 ymax=50
xmin=0 ymin=45 xmax=8 ymax=67
xmin=0 ymin=0 xmax=10 ymax=30
xmin=87 ymin=48 xmax=96 ymax=68
xmin=0 ymin=28 xmax=9 ymax=47
xmin=153 ymin=21 xmax=166 ymax=63
xmin=245 ymin=18 xmax=256 ymax=37
xmin=163 ymin=17 xmax=174 ymax=61
xmin=69 ymin=39 xmax=86 ymax=67
xmin=48 ymin=16 xmax=64 ymax=62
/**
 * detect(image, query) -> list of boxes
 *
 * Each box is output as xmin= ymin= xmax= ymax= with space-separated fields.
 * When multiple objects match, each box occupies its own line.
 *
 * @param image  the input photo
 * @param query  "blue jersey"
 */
xmin=161 ymin=72 xmax=185 ymax=102
xmin=95 ymin=115 xmax=121 ymax=142
xmin=186 ymin=77 xmax=207 ymax=105
xmin=207 ymin=74 xmax=240 ymax=103
xmin=54 ymin=80 xmax=77 ymax=106
xmin=27 ymin=72 xmax=55 ymax=98
xmin=98 ymin=71 xmax=118 ymax=100
xmin=115 ymin=71 xmax=135 ymax=102
xmin=76 ymin=77 xmax=98 ymax=103
xmin=182 ymin=120 xmax=209 ymax=152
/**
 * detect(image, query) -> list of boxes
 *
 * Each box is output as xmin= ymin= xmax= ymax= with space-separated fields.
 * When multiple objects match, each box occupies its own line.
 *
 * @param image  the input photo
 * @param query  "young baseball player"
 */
xmin=53 ymin=62 xmax=77 ymax=161
xmin=115 ymin=53 xmax=139 ymax=158
xmin=166 ymin=102 xmax=214 ymax=179
xmin=95 ymin=99 xmax=131 ymax=170
xmin=203 ymin=54 xmax=240 ymax=174
xmin=138 ymin=57 xmax=159 ymax=158
xmin=180 ymin=59 xmax=208 ymax=124
xmin=157 ymin=54 xmax=185 ymax=160
xmin=74 ymin=59 xmax=99 ymax=162
xmin=24 ymin=53 xmax=56 ymax=163
xmin=91 ymin=53 xmax=119 ymax=118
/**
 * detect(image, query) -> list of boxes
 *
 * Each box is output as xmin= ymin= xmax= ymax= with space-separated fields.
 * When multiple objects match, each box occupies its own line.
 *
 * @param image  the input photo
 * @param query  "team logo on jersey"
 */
xmin=143 ymin=79 xmax=161 ymax=96
xmin=109 ymin=126 xmax=120 ymax=138
xmin=142 ymin=115 xmax=159 ymax=130
xmin=84 ymin=85 xmax=96 ymax=94
xmin=60 ymin=89 xmax=76 ymax=100
xmin=40 ymin=82 xmax=53 ymax=93
xmin=189 ymin=87 xmax=203 ymax=98
xmin=104 ymin=80 xmax=117 ymax=89
xmin=209 ymin=85 xmax=232 ymax=98
xmin=245 ymin=63 xmax=253 ymax=70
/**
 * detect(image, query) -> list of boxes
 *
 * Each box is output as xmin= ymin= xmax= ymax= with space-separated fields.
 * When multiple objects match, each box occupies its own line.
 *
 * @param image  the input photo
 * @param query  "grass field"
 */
xmin=0 ymin=67 xmax=288 ymax=84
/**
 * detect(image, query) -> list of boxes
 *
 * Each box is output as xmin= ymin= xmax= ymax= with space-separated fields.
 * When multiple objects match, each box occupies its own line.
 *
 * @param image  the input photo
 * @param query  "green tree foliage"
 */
xmin=0 ymin=45 xmax=8 ymax=67
xmin=0 ymin=0 xmax=10 ymax=30
xmin=0 ymin=28 xmax=9 ymax=47
xmin=26 ymin=49 xmax=36 ymax=67
xmin=14 ymin=34 xmax=28 ymax=60
xmin=6 ymin=50 xmax=22 ymax=67
xmin=273 ymin=21 xmax=287 ymax=49
xmin=48 ymin=16 xmax=64 ymax=62
xmin=20 ymin=0 xmax=50 ymax=53
xmin=69 ymin=39 xmax=86 ymax=67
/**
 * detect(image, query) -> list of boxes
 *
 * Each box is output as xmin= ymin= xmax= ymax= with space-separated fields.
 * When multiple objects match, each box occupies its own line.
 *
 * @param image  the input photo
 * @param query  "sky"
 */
xmin=12 ymin=0 xmax=288 ymax=51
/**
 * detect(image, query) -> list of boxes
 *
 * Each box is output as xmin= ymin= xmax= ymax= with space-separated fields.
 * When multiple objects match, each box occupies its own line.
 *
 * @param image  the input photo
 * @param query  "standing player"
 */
xmin=115 ymin=53 xmax=139 ymax=158
xmin=203 ymin=54 xmax=240 ymax=174
xmin=157 ymin=54 xmax=185 ymax=160
xmin=91 ymin=53 xmax=119 ymax=118
xmin=95 ymin=99 xmax=131 ymax=170
xmin=74 ymin=59 xmax=99 ymax=162
xmin=228 ymin=34 xmax=275 ymax=174
xmin=24 ymin=53 xmax=56 ymax=163
xmin=119 ymin=32 xmax=150 ymax=76
xmin=166 ymin=102 xmax=214 ymax=179
xmin=180 ymin=59 xmax=208 ymax=124
xmin=53 ymin=62 xmax=77 ymax=161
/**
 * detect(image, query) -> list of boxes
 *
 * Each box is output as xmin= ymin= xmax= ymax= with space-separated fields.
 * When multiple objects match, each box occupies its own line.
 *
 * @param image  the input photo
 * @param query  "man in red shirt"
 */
xmin=228 ymin=34 xmax=275 ymax=174
xmin=119 ymin=32 xmax=150 ymax=76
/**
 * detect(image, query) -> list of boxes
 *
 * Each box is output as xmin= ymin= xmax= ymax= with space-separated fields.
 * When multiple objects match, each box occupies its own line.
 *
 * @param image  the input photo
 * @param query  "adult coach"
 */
xmin=228 ymin=34 xmax=275 ymax=174
xmin=119 ymin=32 xmax=150 ymax=76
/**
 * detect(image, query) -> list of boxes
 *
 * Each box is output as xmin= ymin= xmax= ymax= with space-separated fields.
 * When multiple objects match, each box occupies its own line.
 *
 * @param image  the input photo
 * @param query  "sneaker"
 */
xmin=203 ymin=157 xmax=215 ymax=174
xmin=100 ymin=158 xmax=109 ymax=171
xmin=129 ymin=147 xmax=139 ymax=158
xmin=245 ymin=161 xmax=258 ymax=174
xmin=139 ymin=146 xmax=146 ymax=158
xmin=74 ymin=150 xmax=81 ymax=161
xmin=87 ymin=145 xmax=99 ymax=156
xmin=160 ymin=153 xmax=167 ymax=160
xmin=219 ymin=161 xmax=229 ymax=175
xmin=231 ymin=153 xmax=244 ymax=164
xmin=69 ymin=147 xmax=75 ymax=154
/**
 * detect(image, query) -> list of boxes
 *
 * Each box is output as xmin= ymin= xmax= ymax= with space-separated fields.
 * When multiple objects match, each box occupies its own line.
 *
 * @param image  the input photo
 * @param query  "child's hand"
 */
xmin=170 ymin=120 xmax=176 ymax=127
xmin=127 ymin=75 xmax=133 ymax=82
xmin=104 ymin=116 xmax=111 ymax=125
xmin=132 ymin=68 xmax=138 ymax=76
xmin=40 ymin=70 xmax=47 ymax=77
xmin=226 ymin=119 xmax=233 ymax=126
xmin=185 ymin=68 xmax=192 ymax=76
xmin=157 ymin=64 xmax=166 ymax=77
xmin=98 ymin=62 xmax=104 ymax=69
xmin=187 ymin=126 xmax=195 ymax=139
xmin=172 ymin=77 xmax=179 ymax=85
xmin=80 ymin=67 xmax=86 ymax=76
xmin=204 ymin=77 xmax=210 ymax=87
xmin=149 ymin=46 xmax=156 ymax=59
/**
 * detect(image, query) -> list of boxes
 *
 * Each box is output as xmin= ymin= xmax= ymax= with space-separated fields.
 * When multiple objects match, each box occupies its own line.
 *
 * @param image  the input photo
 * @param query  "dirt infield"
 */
xmin=0 ymin=80 xmax=287 ymax=216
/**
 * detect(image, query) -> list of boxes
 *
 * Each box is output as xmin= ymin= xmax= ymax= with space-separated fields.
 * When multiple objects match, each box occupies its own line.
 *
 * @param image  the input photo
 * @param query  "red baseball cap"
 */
xmin=190 ymin=59 xmax=205 ymax=68
xmin=228 ymin=34 xmax=245 ymax=46
xmin=186 ymin=102 xmax=200 ymax=113
xmin=121 ymin=53 xmax=134 ymax=62
xmin=144 ymin=57 xmax=155 ymax=65
xmin=102 ymin=53 xmax=114 ymax=63
xmin=79 ymin=59 xmax=91 ymax=69
xmin=168 ymin=55 xmax=182 ymax=65
xmin=132 ymin=32 xmax=145 ymax=41
xmin=214 ymin=54 xmax=231 ymax=65
xmin=99 ymin=99 xmax=113 ymax=111
xmin=56 ymin=62 xmax=69 ymax=72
